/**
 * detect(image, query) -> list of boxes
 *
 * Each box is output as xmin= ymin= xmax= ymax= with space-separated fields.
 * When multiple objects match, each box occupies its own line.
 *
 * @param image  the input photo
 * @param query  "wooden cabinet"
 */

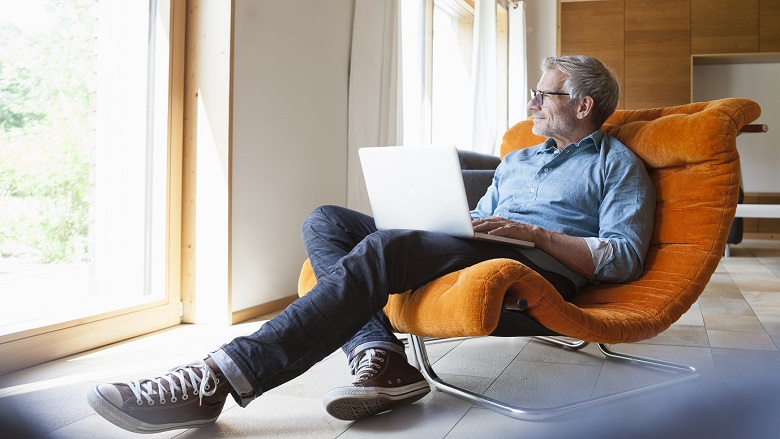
xmin=625 ymin=0 xmax=691 ymax=109
xmin=691 ymin=0 xmax=780 ymax=54
xmin=761 ymin=0 xmax=780 ymax=52
xmin=560 ymin=1 xmax=625 ymax=108
xmin=560 ymin=0 xmax=779 ymax=109
xmin=691 ymin=0 xmax=759 ymax=54
xmin=560 ymin=0 xmax=690 ymax=109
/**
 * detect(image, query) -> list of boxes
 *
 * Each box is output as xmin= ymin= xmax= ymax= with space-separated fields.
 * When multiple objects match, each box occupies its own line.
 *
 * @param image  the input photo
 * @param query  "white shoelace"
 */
xmin=127 ymin=361 xmax=218 ymax=406
xmin=349 ymin=348 xmax=386 ymax=382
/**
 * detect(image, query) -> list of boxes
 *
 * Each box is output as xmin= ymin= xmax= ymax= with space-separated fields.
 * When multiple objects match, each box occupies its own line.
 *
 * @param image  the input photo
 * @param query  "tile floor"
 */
xmin=2 ymin=239 xmax=780 ymax=439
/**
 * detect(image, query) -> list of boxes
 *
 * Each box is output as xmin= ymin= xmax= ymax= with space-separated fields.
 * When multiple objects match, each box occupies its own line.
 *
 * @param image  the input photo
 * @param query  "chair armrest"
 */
xmin=457 ymin=149 xmax=501 ymax=170
xmin=462 ymin=170 xmax=494 ymax=210
xmin=457 ymin=149 xmax=500 ymax=209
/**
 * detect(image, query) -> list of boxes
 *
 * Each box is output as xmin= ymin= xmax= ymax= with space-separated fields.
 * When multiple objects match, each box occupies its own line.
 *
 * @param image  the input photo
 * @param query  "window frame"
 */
xmin=0 ymin=0 xmax=185 ymax=375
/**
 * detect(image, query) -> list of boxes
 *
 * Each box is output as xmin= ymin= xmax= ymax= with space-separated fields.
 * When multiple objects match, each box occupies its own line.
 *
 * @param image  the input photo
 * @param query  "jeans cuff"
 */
xmin=209 ymin=348 xmax=257 ymax=408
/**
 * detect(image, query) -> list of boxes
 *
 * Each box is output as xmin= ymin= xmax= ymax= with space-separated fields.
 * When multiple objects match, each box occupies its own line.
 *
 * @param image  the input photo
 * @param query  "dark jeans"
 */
xmin=221 ymin=205 xmax=578 ymax=397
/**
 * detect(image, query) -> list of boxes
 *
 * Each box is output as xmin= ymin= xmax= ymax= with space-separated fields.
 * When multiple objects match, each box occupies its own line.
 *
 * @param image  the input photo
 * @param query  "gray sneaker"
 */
xmin=323 ymin=348 xmax=431 ymax=420
xmin=87 ymin=357 xmax=233 ymax=433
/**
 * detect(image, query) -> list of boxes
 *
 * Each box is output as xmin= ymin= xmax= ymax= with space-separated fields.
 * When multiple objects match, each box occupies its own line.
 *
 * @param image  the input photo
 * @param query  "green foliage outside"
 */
xmin=0 ymin=0 xmax=96 ymax=263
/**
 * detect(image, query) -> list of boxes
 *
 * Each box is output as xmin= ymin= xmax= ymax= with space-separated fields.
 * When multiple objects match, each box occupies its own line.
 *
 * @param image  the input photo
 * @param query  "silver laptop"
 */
xmin=359 ymin=145 xmax=534 ymax=248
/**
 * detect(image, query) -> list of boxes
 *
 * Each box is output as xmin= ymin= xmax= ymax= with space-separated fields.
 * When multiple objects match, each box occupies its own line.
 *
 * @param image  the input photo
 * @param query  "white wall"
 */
xmin=231 ymin=0 xmax=354 ymax=312
xmin=693 ymin=62 xmax=780 ymax=193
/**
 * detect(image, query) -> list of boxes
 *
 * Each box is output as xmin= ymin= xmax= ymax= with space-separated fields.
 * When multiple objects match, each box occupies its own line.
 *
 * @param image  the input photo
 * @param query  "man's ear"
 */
xmin=576 ymin=96 xmax=595 ymax=120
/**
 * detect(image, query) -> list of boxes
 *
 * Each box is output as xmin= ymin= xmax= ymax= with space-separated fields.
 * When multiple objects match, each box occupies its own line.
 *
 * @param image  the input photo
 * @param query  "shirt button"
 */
xmin=543 ymin=168 xmax=549 ymax=173
xmin=530 ymin=188 xmax=536 ymax=193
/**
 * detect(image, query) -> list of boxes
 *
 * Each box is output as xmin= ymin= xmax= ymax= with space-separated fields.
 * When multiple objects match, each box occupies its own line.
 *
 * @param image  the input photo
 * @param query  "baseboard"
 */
xmin=231 ymin=294 xmax=297 ymax=324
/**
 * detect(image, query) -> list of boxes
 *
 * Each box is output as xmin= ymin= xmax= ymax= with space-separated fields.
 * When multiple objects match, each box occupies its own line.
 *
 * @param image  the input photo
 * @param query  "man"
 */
xmin=87 ymin=55 xmax=655 ymax=434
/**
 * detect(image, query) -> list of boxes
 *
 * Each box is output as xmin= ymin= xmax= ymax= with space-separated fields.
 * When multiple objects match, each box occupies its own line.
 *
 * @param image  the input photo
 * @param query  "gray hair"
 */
xmin=541 ymin=56 xmax=620 ymax=127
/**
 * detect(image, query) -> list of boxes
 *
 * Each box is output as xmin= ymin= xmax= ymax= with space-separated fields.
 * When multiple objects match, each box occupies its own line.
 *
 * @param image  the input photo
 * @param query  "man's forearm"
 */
xmin=472 ymin=217 xmax=596 ymax=277
xmin=533 ymin=229 xmax=595 ymax=278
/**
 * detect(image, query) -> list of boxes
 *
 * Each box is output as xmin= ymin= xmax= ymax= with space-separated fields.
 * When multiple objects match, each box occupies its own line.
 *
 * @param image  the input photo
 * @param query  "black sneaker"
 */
xmin=87 ymin=357 xmax=233 ymax=433
xmin=323 ymin=348 xmax=431 ymax=420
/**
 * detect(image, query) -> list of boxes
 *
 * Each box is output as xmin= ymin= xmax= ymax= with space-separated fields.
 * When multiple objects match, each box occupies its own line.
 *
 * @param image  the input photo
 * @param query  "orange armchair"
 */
xmin=298 ymin=98 xmax=761 ymax=419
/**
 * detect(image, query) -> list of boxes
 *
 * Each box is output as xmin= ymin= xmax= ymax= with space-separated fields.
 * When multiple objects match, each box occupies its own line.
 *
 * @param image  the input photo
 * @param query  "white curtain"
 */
xmin=508 ymin=1 xmax=527 ymax=126
xmin=471 ymin=0 xmax=498 ymax=155
xmin=346 ymin=0 xmax=403 ymax=214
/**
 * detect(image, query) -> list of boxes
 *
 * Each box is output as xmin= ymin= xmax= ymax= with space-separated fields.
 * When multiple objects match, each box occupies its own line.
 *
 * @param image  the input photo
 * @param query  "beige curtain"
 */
xmin=346 ymin=0 xmax=403 ymax=214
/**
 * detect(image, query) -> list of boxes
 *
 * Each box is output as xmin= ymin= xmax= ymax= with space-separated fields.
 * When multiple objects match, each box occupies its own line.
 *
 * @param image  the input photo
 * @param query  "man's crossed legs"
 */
xmin=88 ymin=206 xmax=578 ymax=433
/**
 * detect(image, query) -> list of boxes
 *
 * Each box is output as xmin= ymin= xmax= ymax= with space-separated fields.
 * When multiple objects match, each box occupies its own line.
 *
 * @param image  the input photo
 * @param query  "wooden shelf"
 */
xmin=693 ymin=52 xmax=780 ymax=65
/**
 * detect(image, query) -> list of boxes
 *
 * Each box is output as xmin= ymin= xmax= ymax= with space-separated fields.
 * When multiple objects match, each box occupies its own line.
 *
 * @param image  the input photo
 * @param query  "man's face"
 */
xmin=528 ymin=69 xmax=579 ymax=145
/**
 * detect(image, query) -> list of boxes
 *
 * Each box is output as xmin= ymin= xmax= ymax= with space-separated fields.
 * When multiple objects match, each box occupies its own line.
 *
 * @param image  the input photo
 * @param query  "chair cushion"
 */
xmin=298 ymin=98 xmax=761 ymax=344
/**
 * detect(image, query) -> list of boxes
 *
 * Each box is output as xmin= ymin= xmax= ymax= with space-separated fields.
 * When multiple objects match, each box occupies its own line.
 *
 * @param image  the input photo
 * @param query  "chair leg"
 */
xmin=532 ymin=336 xmax=589 ymax=350
xmin=408 ymin=335 xmax=700 ymax=421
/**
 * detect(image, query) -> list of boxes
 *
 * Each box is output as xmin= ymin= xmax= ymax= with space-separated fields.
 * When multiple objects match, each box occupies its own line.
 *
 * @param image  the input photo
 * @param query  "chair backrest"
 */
xmin=500 ymin=98 xmax=761 ymax=341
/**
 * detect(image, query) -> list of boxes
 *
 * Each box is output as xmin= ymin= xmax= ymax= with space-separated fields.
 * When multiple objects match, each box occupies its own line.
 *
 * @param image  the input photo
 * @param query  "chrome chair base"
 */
xmin=408 ymin=335 xmax=700 ymax=421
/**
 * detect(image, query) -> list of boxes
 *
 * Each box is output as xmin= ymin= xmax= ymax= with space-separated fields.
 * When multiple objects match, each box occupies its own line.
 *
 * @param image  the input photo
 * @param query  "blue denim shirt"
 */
xmin=471 ymin=130 xmax=655 ymax=283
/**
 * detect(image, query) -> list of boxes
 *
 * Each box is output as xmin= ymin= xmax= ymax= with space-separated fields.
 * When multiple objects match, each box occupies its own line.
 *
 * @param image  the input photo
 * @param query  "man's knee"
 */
xmin=361 ymin=229 xmax=422 ymax=255
xmin=307 ymin=205 xmax=341 ymax=220
xmin=303 ymin=205 xmax=342 ymax=230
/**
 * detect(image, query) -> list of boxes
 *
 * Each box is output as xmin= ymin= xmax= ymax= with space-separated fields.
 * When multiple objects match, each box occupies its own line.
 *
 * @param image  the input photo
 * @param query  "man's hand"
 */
xmin=472 ymin=216 xmax=596 ymax=278
xmin=472 ymin=216 xmax=538 ymax=242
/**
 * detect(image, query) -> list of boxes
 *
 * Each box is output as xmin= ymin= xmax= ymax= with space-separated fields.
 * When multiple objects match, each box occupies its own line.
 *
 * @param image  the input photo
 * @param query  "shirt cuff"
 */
xmin=584 ymin=237 xmax=614 ymax=276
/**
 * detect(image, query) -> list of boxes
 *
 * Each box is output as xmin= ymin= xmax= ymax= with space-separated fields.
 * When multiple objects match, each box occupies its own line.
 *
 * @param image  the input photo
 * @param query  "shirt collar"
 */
xmin=537 ymin=129 xmax=604 ymax=155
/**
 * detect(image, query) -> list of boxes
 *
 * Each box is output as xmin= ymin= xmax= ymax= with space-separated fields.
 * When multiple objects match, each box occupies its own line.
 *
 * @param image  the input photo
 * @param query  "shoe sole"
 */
xmin=323 ymin=381 xmax=431 ymax=421
xmin=87 ymin=387 xmax=219 ymax=434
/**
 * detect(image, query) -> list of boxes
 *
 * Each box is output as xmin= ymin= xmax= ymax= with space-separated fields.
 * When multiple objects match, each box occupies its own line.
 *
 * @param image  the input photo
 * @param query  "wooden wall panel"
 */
xmin=691 ymin=0 xmax=759 ymax=53
xmin=625 ymin=0 xmax=691 ymax=109
xmin=761 ymin=0 xmax=780 ymax=52
xmin=560 ymin=1 xmax=625 ymax=108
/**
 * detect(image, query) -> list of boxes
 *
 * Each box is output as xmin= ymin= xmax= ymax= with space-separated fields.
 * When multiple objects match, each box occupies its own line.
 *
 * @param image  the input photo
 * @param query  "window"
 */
xmin=0 ymin=0 xmax=183 ymax=374
xmin=402 ymin=0 xmax=513 ymax=154
xmin=431 ymin=0 xmax=477 ymax=148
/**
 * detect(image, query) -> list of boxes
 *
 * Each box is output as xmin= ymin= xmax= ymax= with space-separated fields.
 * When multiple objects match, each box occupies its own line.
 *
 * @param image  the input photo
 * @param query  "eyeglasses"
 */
xmin=530 ymin=89 xmax=570 ymax=106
